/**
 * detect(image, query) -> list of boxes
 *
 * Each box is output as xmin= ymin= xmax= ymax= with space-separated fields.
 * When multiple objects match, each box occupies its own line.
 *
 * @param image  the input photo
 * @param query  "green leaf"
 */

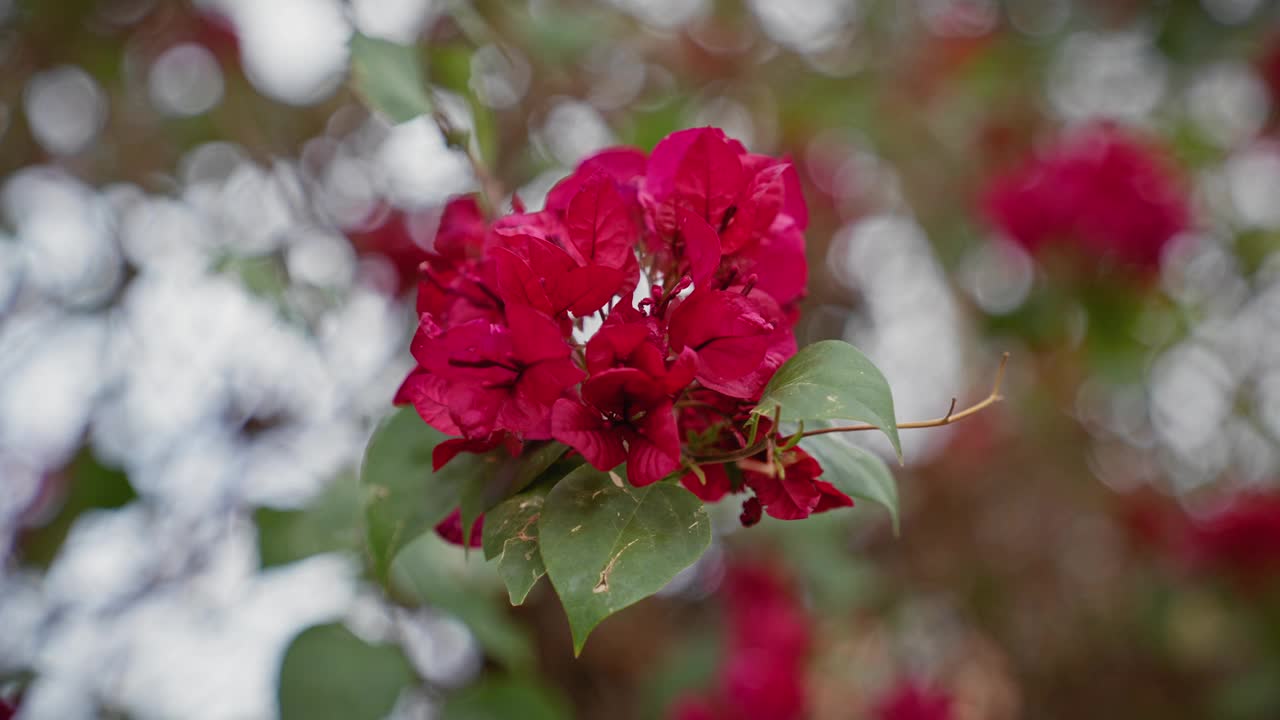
xmin=348 ymin=33 xmax=432 ymax=123
xmin=390 ymin=535 xmax=535 ymax=671
xmin=256 ymin=471 xmax=361 ymax=567
xmin=441 ymin=677 xmax=571 ymax=720
xmin=803 ymin=434 xmax=901 ymax=535
xmin=18 ymin=450 xmax=135 ymax=569
xmin=362 ymin=407 xmax=482 ymax=583
xmin=753 ymin=339 xmax=901 ymax=459
xmin=459 ymin=442 xmax=567 ymax=545
xmin=482 ymin=487 xmax=550 ymax=605
xmin=223 ymin=254 xmax=288 ymax=302
xmin=277 ymin=623 xmax=414 ymax=720
xmin=539 ymin=466 xmax=711 ymax=655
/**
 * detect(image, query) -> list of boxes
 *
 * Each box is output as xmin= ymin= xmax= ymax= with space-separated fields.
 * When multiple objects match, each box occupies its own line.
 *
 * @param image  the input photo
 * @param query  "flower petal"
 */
xmin=551 ymin=398 xmax=628 ymax=471
xmin=565 ymin=175 xmax=639 ymax=268
xmin=677 ymin=207 xmax=722 ymax=287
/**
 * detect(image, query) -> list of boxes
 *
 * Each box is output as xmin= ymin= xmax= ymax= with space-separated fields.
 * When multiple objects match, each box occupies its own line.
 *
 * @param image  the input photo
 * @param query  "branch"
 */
xmin=684 ymin=353 xmax=1010 ymax=465
xmin=432 ymin=0 xmax=506 ymax=214
xmin=797 ymin=352 xmax=1009 ymax=439
xmin=430 ymin=107 xmax=504 ymax=214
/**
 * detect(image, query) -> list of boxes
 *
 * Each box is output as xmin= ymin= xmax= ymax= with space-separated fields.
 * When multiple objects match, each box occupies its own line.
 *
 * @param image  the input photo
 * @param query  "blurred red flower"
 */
xmin=874 ymin=681 xmax=954 ymax=720
xmin=669 ymin=564 xmax=811 ymax=720
xmin=1185 ymin=491 xmax=1280 ymax=585
xmin=982 ymin=124 xmax=1190 ymax=272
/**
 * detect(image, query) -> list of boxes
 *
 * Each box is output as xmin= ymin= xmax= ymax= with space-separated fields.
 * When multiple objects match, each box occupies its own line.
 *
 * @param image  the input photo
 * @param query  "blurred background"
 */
xmin=3 ymin=0 xmax=1280 ymax=718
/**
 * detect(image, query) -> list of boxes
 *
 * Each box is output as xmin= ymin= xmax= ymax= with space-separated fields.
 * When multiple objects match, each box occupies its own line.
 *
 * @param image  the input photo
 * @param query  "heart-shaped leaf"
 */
xmin=277 ymin=623 xmax=414 ymax=720
xmin=754 ymin=339 xmax=901 ymax=459
xmin=256 ymin=471 xmax=361 ymax=568
xmin=362 ymin=407 xmax=482 ymax=583
xmin=539 ymin=466 xmax=711 ymax=655
xmin=802 ymin=434 xmax=901 ymax=535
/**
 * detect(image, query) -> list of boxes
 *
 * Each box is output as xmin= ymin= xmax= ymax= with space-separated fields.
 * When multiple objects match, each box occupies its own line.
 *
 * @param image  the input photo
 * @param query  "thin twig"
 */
xmin=432 ymin=0 xmax=507 ymax=213
xmin=685 ymin=353 xmax=1010 ymax=465
xmin=797 ymin=352 xmax=1009 ymax=438
xmin=430 ymin=107 xmax=504 ymax=213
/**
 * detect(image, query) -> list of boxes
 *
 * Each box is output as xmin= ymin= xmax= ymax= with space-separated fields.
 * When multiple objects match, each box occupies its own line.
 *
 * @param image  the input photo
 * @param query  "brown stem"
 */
xmin=431 ymin=108 xmax=504 ymax=213
xmin=684 ymin=353 xmax=1010 ymax=465
xmin=795 ymin=352 xmax=1008 ymax=438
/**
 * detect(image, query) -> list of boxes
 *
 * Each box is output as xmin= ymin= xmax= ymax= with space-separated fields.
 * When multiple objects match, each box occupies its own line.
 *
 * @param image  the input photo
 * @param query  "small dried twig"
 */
xmin=798 ymin=352 xmax=1009 ymax=439
xmin=685 ymin=353 xmax=1011 ymax=466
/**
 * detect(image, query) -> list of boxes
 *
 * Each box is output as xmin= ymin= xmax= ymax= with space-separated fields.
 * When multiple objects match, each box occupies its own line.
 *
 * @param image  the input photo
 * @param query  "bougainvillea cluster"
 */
xmin=393 ymin=127 xmax=855 ymax=539
xmin=982 ymin=123 xmax=1190 ymax=272
xmin=669 ymin=564 xmax=811 ymax=720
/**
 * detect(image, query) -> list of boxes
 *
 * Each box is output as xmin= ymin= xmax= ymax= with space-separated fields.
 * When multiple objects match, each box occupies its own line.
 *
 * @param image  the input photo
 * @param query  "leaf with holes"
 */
xmin=277 ymin=623 xmax=414 ymax=720
xmin=539 ymin=466 xmax=711 ymax=655
xmin=803 ymin=434 xmax=901 ymax=535
xmin=348 ymin=33 xmax=432 ymax=123
xmin=362 ymin=407 xmax=482 ymax=583
xmin=482 ymin=487 xmax=550 ymax=605
xmin=753 ymin=339 xmax=901 ymax=459
xmin=459 ymin=442 xmax=567 ymax=545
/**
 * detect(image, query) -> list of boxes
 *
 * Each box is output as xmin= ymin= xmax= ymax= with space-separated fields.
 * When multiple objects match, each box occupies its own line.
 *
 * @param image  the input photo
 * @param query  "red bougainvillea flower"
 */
xmin=675 ymin=390 xmax=756 ymax=503
xmin=433 ymin=195 xmax=488 ymax=262
xmin=492 ymin=233 xmax=628 ymax=319
xmin=415 ymin=260 xmax=505 ymax=328
xmin=434 ymin=509 xmax=483 ymax=548
xmin=411 ymin=197 xmax=506 ymax=326
xmin=562 ymin=175 xmax=643 ymax=270
xmin=641 ymin=128 xmax=807 ymax=290
xmin=982 ymin=124 xmax=1190 ymax=272
xmin=1184 ymin=491 xmax=1280 ymax=586
xmin=431 ymin=433 xmax=521 ymax=472
xmin=404 ymin=304 xmax=583 ymax=440
xmin=680 ymin=463 xmax=733 ymax=503
xmin=642 ymin=127 xmax=745 ymax=237
xmin=552 ymin=368 xmax=682 ymax=487
xmin=729 ymin=215 xmax=808 ymax=309
xmin=545 ymin=147 xmax=647 ymax=212
xmin=584 ymin=308 xmax=696 ymax=395
xmin=742 ymin=447 xmax=853 ymax=521
xmin=668 ymin=564 xmax=811 ymax=720
xmin=396 ymin=127 xmax=816 ymax=502
xmin=873 ymin=681 xmax=954 ymax=720
xmin=667 ymin=290 xmax=775 ymax=399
